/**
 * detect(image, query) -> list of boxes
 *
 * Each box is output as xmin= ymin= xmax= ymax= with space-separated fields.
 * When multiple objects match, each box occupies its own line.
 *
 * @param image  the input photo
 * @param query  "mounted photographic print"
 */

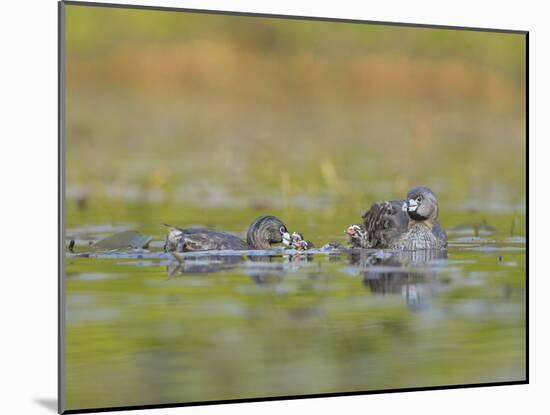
xmin=59 ymin=1 xmax=528 ymax=413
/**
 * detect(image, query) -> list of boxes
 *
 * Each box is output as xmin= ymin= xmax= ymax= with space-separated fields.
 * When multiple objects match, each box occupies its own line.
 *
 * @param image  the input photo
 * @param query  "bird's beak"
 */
xmin=407 ymin=199 xmax=418 ymax=212
xmin=346 ymin=226 xmax=355 ymax=236
xmin=282 ymin=231 xmax=292 ymax=246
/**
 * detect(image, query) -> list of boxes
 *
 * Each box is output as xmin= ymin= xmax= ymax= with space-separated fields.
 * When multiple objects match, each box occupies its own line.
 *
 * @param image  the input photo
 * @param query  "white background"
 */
xmin=0 ymin=0 xmax=543 ymax=413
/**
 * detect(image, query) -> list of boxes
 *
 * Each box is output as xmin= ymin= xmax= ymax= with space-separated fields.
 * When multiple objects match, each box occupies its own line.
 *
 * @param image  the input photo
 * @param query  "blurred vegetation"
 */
xmin=66 ymin=6 xmax=525 ymax=79
xmin=65 ymin=4 xmax=526 ymax=238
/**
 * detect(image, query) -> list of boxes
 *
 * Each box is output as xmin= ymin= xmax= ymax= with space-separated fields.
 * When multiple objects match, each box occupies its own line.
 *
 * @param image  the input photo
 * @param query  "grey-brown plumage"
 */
xmin=164 ymin=215 xmax=289 ymax=252
xmin=362 ymin=200 xmax=409 ymax=249
xmin=246 ymin=216 xmax=289 ymax=249
xmin=361 ymin=187 xmax=447 ymax=250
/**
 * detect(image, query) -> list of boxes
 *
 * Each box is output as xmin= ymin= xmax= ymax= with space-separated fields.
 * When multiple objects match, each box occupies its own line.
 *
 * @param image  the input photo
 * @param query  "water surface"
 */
xmin=65 ymin=227 xmax=526 ymax=410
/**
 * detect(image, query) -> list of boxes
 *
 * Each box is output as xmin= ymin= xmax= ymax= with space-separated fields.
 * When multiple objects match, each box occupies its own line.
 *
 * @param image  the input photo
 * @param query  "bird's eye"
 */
xmin=416 ymin=196 xmax=422 ymax=203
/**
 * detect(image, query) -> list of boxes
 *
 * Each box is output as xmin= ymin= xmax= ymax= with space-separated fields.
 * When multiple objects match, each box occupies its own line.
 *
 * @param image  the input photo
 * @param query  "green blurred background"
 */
xmin=65 ymin=4 xmax=526 ymax=238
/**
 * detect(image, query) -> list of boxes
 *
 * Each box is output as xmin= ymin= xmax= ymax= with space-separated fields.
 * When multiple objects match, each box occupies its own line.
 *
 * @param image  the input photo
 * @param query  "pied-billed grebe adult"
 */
xmin=362 ymin=187 xmax=447 ymax=250
xmin=164 ymin=215 xmax=291 ymax=252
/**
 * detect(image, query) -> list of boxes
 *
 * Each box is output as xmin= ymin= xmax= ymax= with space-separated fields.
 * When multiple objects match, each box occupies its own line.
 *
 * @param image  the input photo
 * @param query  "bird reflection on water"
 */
xmin=165 ymin=250 xmax=314 ymax=281
xmin=165 ymin=247 xmax=447 ymax=311
xmin=348 ymin=249 xmax=448 ymax=311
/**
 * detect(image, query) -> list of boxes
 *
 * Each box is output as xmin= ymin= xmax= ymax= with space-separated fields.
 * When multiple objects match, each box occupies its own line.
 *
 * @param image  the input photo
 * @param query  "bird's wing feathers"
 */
xmin=166 ymin=228 xmax=248 ymax=251
xmin=362 ymin=200 xmax=409 ymax=248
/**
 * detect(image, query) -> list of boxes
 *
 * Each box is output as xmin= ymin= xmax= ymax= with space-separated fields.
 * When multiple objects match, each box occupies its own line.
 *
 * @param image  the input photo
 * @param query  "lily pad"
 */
xmin=94 ymin=231 xmax=153 ymax=250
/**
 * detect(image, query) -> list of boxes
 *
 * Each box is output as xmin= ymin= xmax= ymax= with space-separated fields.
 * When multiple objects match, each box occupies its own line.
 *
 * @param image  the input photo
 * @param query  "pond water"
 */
xmin=64 ymin=225 xmax=526 ymax=410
